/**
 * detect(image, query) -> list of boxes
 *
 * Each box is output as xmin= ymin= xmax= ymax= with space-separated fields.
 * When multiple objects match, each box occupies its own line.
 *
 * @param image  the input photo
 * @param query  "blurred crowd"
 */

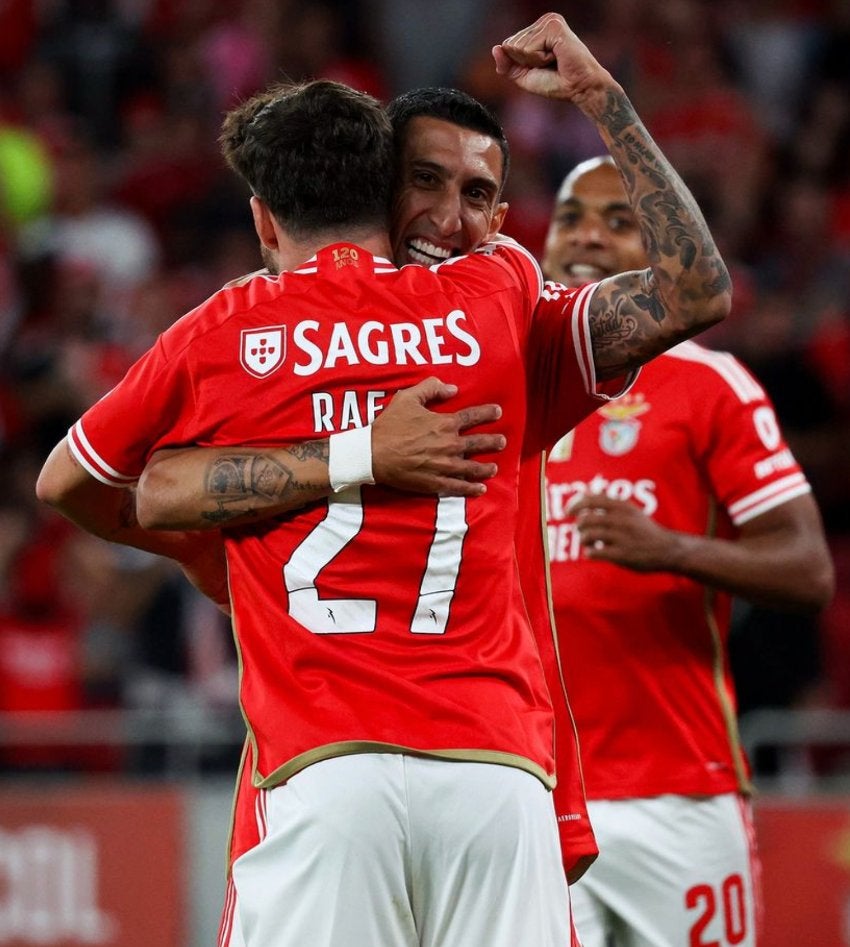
xmin=1 ymin=0 xmax=849 ymax=775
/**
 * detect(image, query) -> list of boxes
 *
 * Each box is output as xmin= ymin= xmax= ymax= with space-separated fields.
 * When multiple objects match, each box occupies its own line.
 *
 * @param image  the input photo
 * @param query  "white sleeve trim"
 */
xmin=570 ymin=281 xmax=638 ymax=400
xmin=728 ymin=473 xmax=811 ymax=525
xmin=67 ymin=421 xmax=138 ymax=487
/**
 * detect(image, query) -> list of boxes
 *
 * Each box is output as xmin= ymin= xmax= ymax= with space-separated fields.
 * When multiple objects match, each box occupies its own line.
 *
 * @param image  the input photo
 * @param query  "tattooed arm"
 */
xmin=494 ymin=13 xmax=732 ymax=379
xmin=135 ymin=376 xmax=506 ymax=530
xmin=136 ymin=441 xmax=331 ymax=530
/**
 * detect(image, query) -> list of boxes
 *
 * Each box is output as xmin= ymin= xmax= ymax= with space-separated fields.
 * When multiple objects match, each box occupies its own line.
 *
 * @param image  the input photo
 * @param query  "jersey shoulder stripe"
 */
xmin=569 ymin=282 xmax=601 ymax=396
xmin=665 ymin=341 xmax=764 ymax=403
xmin=727 ymin=472 xmax=811 ymax=525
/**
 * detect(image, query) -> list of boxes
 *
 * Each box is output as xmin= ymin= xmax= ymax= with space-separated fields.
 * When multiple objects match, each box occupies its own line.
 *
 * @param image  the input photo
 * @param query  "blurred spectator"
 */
xmin=17 ymin=136 xmax=160 ymax=345
xmin=0 ymin=123 xmax=53 ymax=230
xmin=371 ymin=0 xmax=491 ymax=94
xmin=35 ymin=0 xmax=152 ymax=150
xmin=723 ymin=0 xmax=823 ymax=144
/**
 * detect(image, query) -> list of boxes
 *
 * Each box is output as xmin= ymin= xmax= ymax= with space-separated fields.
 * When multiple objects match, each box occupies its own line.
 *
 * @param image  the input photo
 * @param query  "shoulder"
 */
xmin=160 ymin=272 xmax=284 ymax=359
xmin=434 ymin=237 xmax=544 ymax=301
xmin=658 ymin=341 xmax=765 ymax=404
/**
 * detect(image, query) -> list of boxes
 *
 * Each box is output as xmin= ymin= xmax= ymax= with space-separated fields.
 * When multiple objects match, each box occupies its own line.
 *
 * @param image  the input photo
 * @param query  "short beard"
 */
xmin=260 ymin=244 xmax=280 ymax=275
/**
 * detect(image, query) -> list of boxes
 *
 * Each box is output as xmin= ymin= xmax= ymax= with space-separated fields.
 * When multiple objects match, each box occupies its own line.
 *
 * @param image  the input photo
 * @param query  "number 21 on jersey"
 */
xmin=283 ymin=487 xmax=467 ymax=635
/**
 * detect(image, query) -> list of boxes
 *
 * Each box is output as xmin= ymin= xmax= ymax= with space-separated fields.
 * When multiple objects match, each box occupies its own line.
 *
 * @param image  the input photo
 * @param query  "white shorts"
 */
xmin=570 ymin=793 xmax=761 ymax=947
xmin=221 ymin=753 xmax=573 ymax=947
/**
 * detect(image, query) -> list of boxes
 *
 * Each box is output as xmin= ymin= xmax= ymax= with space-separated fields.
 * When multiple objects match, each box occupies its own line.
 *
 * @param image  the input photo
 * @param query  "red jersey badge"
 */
xmin=240 ymin=326 xmax=286 ymax=378
xmin=598 ymin=394 xmax=649 ymax=456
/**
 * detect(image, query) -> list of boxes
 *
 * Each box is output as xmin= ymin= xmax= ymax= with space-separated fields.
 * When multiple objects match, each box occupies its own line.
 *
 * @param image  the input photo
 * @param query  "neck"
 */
xmin=284 ymin=225 xmax=393 ymax=268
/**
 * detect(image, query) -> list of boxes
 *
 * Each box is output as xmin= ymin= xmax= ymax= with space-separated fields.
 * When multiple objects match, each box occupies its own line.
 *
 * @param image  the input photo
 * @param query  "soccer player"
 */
xmin=37 ymin=13 xmax=732 ymax=946
xmin=542 ymin=154 xmax=835 ymax=947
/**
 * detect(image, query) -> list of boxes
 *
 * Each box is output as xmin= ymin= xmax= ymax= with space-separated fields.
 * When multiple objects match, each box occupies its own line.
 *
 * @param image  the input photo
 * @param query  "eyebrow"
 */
xmin=410 ymin=159 xmax=500 ymax=194
xmin=558 ymin=198 xmax=633 ymax=214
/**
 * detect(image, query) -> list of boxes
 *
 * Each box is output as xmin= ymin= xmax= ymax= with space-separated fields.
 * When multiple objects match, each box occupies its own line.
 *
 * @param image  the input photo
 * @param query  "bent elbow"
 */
xmin=710 ymin=286 xmax=733 ymax=326
xmin=694 ymin=284 xmax=732 ymax=332
xmin=35 ymin=466 xmax=67 ymax=509
xmin=810 ymin=558 xmax=836 ymax=610
xmin=789 ymin=555 xmax=836 ymax=611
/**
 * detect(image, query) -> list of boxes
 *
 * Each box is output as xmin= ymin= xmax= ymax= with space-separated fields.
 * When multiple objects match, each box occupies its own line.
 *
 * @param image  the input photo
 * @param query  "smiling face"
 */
xmin=541 ymin=158 xmax=646 ymax=285
xmin=391 ymin=116 xmax=508 ymax=267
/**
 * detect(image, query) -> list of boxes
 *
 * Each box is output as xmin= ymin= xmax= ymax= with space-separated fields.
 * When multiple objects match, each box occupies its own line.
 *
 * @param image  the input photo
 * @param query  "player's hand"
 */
xmin=492 ymin=12 xmax=613 ymax=104
xmin=372 ymin=377 xmax=506 ymax=498
xmin=568 ymin=494 xmax=684 ymax=572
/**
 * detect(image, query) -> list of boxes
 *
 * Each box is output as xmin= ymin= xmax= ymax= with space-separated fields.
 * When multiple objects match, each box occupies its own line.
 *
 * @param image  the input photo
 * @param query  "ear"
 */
xmin=250 ymin=196 xmax=279 ymax=252
xmin=486 ymin=201 xmax=509 ymax=241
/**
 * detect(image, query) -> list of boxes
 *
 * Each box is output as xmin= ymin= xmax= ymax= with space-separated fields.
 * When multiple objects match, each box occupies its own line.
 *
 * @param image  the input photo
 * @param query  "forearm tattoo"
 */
xmin=201 ymin=444 xmax=328 ymax=524
xmin=589 ymin=89 xmax=731 ymax=373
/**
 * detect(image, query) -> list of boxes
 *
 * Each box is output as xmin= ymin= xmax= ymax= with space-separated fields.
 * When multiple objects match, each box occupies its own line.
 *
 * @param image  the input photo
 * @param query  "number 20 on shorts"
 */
xmin=686 ymin=873 xmax=748 ymax=947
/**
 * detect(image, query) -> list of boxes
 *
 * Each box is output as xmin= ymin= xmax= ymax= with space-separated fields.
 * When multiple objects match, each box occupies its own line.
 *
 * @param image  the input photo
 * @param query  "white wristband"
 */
xmin=328 ymin=425 xmax=375 ymax=493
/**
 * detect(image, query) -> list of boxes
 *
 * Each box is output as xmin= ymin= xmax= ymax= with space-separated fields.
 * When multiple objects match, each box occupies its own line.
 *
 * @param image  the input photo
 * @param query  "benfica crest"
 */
xmin=598 ymin=393 xmax=650 ymax=456
xmin=240 ymin=326 xmax=285 ymax=378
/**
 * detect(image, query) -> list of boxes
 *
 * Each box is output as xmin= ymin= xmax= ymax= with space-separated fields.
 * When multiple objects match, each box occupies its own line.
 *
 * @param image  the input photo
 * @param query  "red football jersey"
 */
xmin=69 ymin=240 xmax=607 ymax=797
xmin=213 ymin=274 xmax=622 ymax=881
xmin=546 ymin=341 xmax=812 ymax=800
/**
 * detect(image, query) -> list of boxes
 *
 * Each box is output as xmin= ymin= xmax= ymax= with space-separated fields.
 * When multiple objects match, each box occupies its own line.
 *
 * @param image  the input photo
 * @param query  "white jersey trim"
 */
xmin=470 ymin=236 xmax=545 ymax=304
xmin=568 ymin=280 xmax=640 ymax=402
xmin=728 ymin=473 xmax=811 ymax=525
xmin=67 ymin=421 xmax=137 ymax=487
xmin=570 ymin=282 xmax=598 ymax=396
xmin=666 ymin=342 xmax=764 ymax=403
xmin=570 ymin=281 xmax=640 ymax=403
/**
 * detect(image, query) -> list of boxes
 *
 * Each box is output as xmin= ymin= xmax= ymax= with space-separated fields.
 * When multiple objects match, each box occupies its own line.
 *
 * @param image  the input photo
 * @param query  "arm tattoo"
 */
xmin=200 ymin=446 xmax=327 ymax=524
xmin=588 ymin=89 xmax=731 ymax=376
xmin=206 ymin=455 xmax=291 ymax=500
xmin=288 ymin=440 xmax=330 ymax=463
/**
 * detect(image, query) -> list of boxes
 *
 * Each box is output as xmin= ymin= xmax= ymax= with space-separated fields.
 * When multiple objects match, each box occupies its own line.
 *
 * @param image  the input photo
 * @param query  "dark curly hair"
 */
xmin=220 ymin=80 xmax=394 ymax=239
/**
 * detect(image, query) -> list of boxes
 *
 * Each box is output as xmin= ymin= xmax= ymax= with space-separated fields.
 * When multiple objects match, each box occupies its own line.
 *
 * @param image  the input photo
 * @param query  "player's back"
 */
xmin=183 ymin=241 xmax=554 ymax=787
xmin=72 ymin=237 xmax=559 ymax=788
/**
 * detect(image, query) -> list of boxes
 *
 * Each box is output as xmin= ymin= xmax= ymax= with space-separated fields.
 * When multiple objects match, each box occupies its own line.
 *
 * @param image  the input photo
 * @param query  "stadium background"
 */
xmin=0 ymin=0 xmax=849 ymax=944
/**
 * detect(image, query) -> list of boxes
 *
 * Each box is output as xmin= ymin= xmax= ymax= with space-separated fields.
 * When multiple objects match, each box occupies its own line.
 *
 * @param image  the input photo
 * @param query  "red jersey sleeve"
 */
xmin=68 ymin=334 xmax=196 ymax=485
xmin=683 ymin=346 xmax=811 ymax=524
xmin=524 ymin=280 xmax=638 ymax=453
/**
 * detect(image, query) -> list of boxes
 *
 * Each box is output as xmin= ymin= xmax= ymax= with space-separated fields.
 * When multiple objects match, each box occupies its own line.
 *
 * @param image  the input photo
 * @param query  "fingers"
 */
xmin=462 ymin=433 xmax=506 ymax=455
xmin=436 ymin=478 xmax=489 ymax=498
xmin=405 ymin=376 xmax=459 ymax=405
xmin=567 ymin=493 xmax=630 ymax=516
xmin=455 ymin=403 xmax=503 ymax=431
xmin=492 ymin=44 xmax=513 ymax=75
xmin=498 ymin=15 xmax=561 ymax=65
xmin=567 ymin=493 xmax=608 ymax=516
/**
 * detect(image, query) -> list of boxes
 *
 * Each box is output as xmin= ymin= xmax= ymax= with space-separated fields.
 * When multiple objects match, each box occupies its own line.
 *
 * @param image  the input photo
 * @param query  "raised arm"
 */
xmin=135 ymin=377 xmax=506 ymax=530
xmin=494 ymin=13 xmax=732 ymax=379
